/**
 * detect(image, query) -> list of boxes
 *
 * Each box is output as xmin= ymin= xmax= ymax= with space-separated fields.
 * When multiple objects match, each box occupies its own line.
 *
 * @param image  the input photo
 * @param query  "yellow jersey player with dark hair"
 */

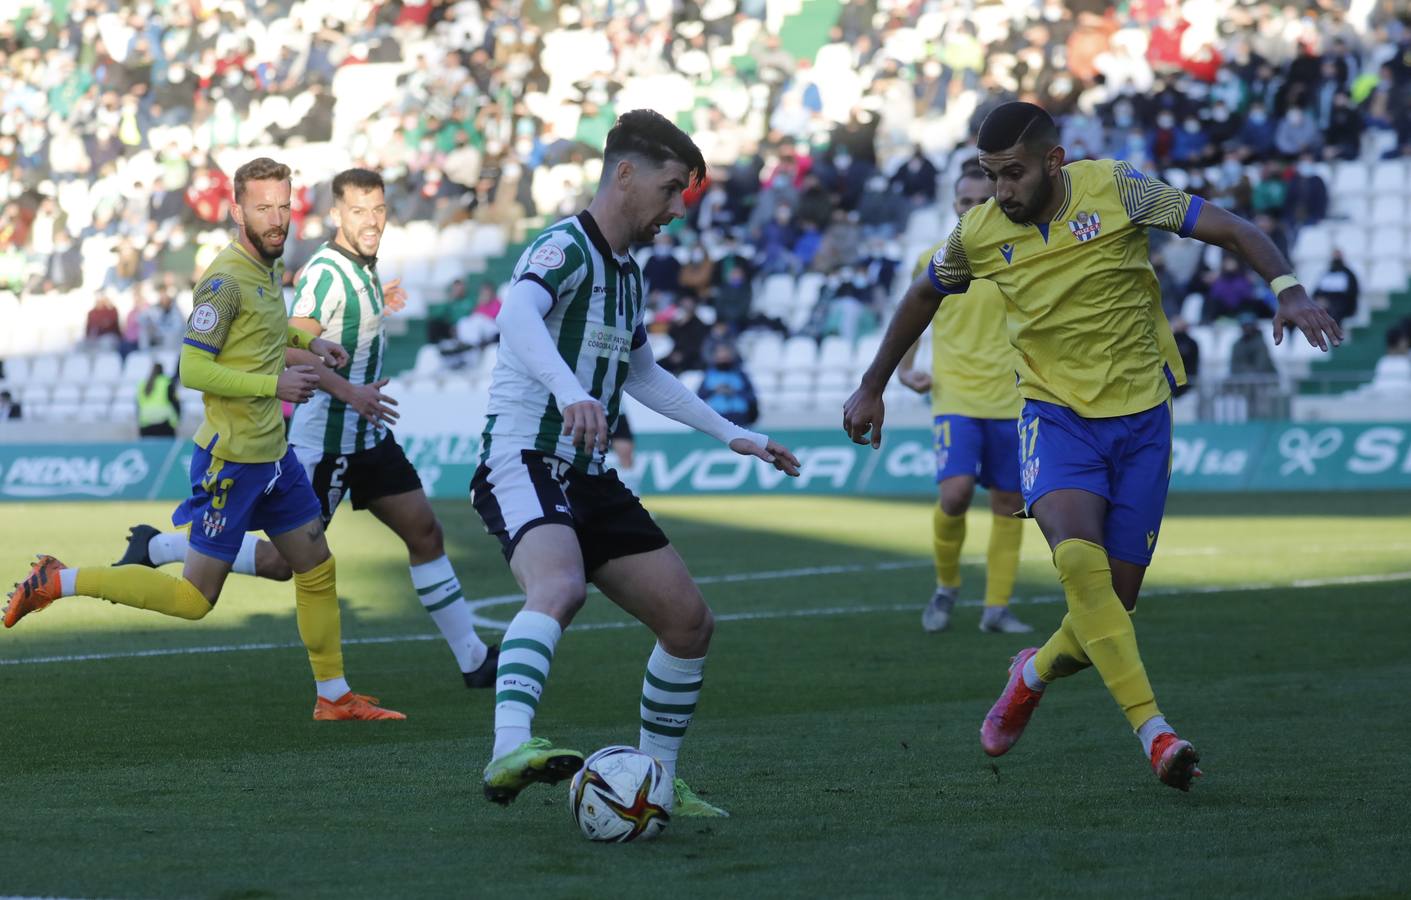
xmin=5 ymin=158 xmax=405 ymax=721
xmin=897 ymin=165 xmax=1030 ymax=635
xmin=846 ymin=102 xmax=1341 ymax=790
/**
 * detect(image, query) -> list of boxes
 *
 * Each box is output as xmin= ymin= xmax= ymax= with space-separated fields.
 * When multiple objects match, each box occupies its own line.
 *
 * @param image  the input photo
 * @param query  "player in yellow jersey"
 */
xmin=896 ymin=165 xmax=1030 ymax=635
xmin=845 ymin=102 xmax=1341 ymax=790
xmin=5 ymin=158 xmax=405 ymax=721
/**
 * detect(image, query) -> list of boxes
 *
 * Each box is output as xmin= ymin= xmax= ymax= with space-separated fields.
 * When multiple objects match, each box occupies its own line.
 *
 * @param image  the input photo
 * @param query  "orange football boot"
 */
xmin=313 ymin=692 xmax=407 ymax=721
xmin=1150 ymin=732 xmax=1202 ymax=791
xmin=5 ymin=555 xmax=66 ymax=628
xmin=979 ymin=647 xmax=1044 ymax=757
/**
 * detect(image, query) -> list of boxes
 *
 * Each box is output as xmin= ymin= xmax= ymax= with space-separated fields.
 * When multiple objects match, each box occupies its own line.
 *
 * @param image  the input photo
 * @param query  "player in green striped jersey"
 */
xmin=116 ymin=168 xmax=497 ymax=688
xmin=474 ymin=110 xmax=801 ymax=816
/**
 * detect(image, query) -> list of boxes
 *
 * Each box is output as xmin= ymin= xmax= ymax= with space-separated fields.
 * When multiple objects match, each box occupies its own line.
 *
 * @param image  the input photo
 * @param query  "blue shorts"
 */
xmin=934 ymin=414 xmax=1022 ymax=492
xmin=172 ymin=444 xmax=323 ymax=563
xmin=1017 ymin=398 xmax=1172 ymax=566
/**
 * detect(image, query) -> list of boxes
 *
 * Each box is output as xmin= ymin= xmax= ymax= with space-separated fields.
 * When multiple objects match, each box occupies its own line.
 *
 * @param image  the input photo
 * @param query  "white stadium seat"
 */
xmin=29 ymin=355 xmax=60 ymax=385
xmin=1368 ymin=229 xmax=1408 ymax=263
xmin=121 ymin=351 xmax=153 ymax=384
xmin=1367 ymin=260 xmax=1409 ymax=294
xmin=1368 ymin=196 xmax=1405 ymax=227
xmin=59 ymin=354 xmax=92 ymax=384
xmin=781 ymin=336 xmax=817 ymax=368
xmin=91 ymin=351 xmax=123 ymax=382
xmin=1331 ymin=161 xmax=1370 ymax=197
xmin=1370 ymin=161 xmax=1407 ymax=193
xmin=3 ymin=356 xmax=32 ymax=385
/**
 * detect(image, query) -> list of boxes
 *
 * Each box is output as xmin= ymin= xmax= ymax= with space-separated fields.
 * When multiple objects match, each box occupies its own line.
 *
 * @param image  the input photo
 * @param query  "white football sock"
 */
xmin=59 ymin=567 xmax=77 ymax=597
xmin=410 ymin=556 xmax=487 ymax=673
xmin=232 ymin=534 xmax=260 ymax=576
xmin=316 ymin=676 xmax=351 ymax=702
xmin=1136 ymin=715 xmax=1174 ymax=756
xmin=492 ymin=610 xmax=561 ymax=759
xmin=639 ymin=643 xmax=706 ymax=782
xmin=1022 ymin=656 xmax=1047 ymax=692
xmin=148 ymin=532 xmax=189 ymax=567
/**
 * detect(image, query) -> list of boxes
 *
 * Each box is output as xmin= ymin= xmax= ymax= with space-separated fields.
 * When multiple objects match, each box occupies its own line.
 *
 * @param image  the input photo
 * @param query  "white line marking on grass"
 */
xmin=2 ymin=567 xmax=1407 ymax=667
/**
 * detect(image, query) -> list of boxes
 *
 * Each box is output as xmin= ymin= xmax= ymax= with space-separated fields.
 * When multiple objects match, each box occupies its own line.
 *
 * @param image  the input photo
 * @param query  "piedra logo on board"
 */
xmin=0 ymin=449 xmax=150 ymax=498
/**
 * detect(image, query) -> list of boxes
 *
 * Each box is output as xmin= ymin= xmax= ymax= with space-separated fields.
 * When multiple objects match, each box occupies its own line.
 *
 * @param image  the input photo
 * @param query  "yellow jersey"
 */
xmin=911 ymin=246 xmax=1022 ymax=420
xmin=929 ymin=158 xmax=1196 ymax=418
xmin=183 ymin=241 xmax=289 ymax=463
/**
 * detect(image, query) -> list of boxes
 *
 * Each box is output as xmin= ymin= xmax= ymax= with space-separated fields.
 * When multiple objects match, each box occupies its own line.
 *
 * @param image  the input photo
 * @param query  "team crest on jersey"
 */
xmin=202 ymin=510 xmax=227 ymax=539
xmin=1021 ymin=456 xmax=1040 ymax=493
xmin=1068 ymin=211 xmax=1102 ymax=242
xmin=999 ymin=243 xmax=1015 ymax=264
xmin=530 ymin=243 xmax=566 ymax=269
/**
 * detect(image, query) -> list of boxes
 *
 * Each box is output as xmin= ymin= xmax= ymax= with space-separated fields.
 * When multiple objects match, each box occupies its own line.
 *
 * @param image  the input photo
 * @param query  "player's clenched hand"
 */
xmin=309 ymin=337 xmax=350 ymax=369
xmin=348 ymin=378 xmax=400 ymax=427
xmin=562 ymin=399 xmax=608 ymax=452
xmin=278 ymin=365 xmax=320 ymax=404
xmin=383 ymin=278 xmax=408 ymax=315
xmin=729 ymin=437 xmax=801 ymax=476
xmin=1273 ymin=288 xmax=1344 ymax=352
xmin=842 ymin=386 xmax=885 ymax=448
xmin=897 ymin=368 xmax=932 ymax=394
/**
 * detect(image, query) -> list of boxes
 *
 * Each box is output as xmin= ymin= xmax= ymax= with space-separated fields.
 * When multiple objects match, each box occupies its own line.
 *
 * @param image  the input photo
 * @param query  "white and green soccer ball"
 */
xmin=568 ymin=746 xmax=673 ymax=842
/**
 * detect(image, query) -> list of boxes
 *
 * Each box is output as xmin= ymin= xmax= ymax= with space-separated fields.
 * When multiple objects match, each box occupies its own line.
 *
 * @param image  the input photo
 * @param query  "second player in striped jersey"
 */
xmin=115 ymin=168 xmax=498 ymax=689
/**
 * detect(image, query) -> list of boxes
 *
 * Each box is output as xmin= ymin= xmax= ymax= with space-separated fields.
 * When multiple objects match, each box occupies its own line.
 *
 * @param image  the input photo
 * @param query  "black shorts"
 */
xmin=293 ymin=436 xmax=423 ymax=526
xmin=610 ymin=414 xmax=633 ymax=441
xmin=471 ymin=448 xmax=668 ymax=574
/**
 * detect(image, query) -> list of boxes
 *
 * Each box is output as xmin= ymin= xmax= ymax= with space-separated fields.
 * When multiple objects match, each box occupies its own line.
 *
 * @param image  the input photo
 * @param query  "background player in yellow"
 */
xmin=896 ymin=163 xmax=1030 ymax=635
xmin=5 ymin=158 xmax=405 ymax=721
xmin=845 ymin=102 xmax=1341 ymax=790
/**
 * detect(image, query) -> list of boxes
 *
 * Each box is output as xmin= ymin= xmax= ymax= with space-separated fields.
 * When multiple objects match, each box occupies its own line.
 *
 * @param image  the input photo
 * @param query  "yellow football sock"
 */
xmin=984 ymin=514 xmax=1023 ymax=607
xmin=74 ymin=566 xmax=212 ymax=620
xmin=294 ymin=555 xmax=344 ymax=682
xmin=932 ymin=504 xmax=965 ymax=588
xmin=1052 ymin=539 xmax=1160 ymax=729
xmin=1033 ymin=613 xmax=1092 ymax=681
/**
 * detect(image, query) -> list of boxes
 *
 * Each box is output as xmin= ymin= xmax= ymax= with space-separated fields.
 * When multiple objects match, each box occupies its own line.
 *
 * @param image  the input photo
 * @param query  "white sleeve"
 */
xmin=496 ymin=279 xmax=595 ymax=411
xmin=623 ymin=343 xmax=769 ymax=450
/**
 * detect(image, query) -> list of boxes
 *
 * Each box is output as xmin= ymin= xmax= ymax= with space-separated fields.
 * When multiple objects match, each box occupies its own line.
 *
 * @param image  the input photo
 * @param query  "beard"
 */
xmin=1000 ymin=177 xmax=1054 ymax=225
xmin=341 ymin=222 xmax=382 ymax=257
xmin=248 ymin=226 xmax=287 ymax=262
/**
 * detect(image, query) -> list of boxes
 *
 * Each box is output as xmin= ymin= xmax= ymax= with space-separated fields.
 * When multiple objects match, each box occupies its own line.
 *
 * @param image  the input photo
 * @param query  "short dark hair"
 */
xmin=955 ymin=156 xmax=986 ymax=190
xmin=332 ymin=167 xmax=385 ymax=201
xmin=603 ymin=109 xmax=707 ymax=187
xmin=233 ymin=157 xmax=292 ymax=202
xmin=977 ymin=102 xmax=1059 ymax=154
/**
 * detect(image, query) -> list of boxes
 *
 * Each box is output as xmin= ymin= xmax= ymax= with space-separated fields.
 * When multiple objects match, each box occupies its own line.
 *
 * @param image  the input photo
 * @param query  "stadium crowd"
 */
xmin=1 ymin=0 xmax=1409 ymax=422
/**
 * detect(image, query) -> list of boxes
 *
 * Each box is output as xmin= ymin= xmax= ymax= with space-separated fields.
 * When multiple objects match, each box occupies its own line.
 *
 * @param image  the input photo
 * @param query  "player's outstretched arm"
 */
xmin=844 ymin=272 xmax=947 ymax=448
xmin=623 ymin=341 xmax=799 ymax=477
xmin=284 ymin=346 xmax=399 ymax=426
xmin=1187 ymin=202 xmax=1343 ymax=351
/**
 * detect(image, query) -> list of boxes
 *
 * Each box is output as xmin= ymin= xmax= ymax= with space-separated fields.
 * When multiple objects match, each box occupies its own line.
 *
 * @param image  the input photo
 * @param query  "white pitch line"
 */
xmin=1 ymin=567 xmax=1407 ymax=668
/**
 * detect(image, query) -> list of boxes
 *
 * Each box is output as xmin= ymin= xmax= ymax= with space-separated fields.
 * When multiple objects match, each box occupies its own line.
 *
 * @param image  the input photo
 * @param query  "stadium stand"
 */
xmin=1 ymin=0 xmax=1408 ymax=432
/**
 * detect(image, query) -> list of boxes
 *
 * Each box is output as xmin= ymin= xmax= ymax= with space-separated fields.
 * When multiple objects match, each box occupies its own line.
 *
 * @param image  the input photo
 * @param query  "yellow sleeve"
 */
xmin=928 ymin=217 xmax=973 ymax=294
xmin=1111 ymin=160 xmax=1205 ymax=237
xmin=179 ymin=343 xmax=278 ymax=398
xmin=184 ymin=272 xmax=243 ymax=354
xmin=287 ymin=325 xmax=314 ymax=350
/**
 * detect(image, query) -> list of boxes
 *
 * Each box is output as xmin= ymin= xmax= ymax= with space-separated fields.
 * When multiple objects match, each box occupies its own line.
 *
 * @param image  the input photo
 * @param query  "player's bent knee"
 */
xmin=939 ymin=479 xmax=975 ymax=517
xmin=406 ymin=517 xmax=444 ymax=560
xmin=526 ymin=577 xmax=587 ymax=620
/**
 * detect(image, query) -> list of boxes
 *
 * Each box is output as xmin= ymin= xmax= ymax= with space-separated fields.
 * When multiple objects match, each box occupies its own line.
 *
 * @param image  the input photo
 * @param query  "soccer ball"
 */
xmin=568 ymin=746 xmax=673 ymax=842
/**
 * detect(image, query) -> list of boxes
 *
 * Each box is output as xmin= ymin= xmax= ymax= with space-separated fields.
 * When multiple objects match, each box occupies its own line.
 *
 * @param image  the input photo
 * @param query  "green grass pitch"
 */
xmin=0 ymin=492 xmax=1407 ymax=899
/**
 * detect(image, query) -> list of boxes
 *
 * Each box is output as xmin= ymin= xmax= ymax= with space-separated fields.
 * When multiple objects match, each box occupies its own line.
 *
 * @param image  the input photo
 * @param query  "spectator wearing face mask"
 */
xmin=642 ymin=234 xmax=682 ymax=299
xmin=1170 ymin=115 xmax=1210 ymax=165
xmin=1323 ymin=92 xmax=1363 ymax=160
xmin=1286 ymin=153 xmax=1328 ymax=226
xmin=697 ymin=343 xmax=760 ymax=427
xmin=1274 ymin=106 xmax=1322 ymax=159
xmin=1235 ymin=101 xmax=1277 ymax=160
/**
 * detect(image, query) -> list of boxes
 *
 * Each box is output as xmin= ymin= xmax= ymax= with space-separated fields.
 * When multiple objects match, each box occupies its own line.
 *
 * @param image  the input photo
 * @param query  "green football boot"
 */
xmin=673 ymin=778 xmax=729 ymax=818
xmin=482 ymin=738 xmax=584 ymax=806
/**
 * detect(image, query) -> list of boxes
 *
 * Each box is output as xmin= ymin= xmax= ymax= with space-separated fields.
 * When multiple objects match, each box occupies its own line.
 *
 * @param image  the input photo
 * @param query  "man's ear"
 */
xmin=615 ymin=157 xmax=635 ymax=189
xmin=1045 ymin=144 xmax=1066 ymax=176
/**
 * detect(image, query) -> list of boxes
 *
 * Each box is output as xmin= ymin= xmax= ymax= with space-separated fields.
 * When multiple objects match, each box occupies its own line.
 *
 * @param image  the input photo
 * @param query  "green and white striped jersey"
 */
xmin=484 ymin=211 xmax=647 ymax=473
xmin=287 ymin=241 xmax=388 ymax=455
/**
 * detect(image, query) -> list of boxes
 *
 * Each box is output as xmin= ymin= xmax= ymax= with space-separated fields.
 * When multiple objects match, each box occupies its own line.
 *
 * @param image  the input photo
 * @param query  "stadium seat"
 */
xmin=1368 ymin=196 xmax=1405 ymax=227
xmin=782 ymin=336 xmax=817 ymax=368
xmin=20 ymin=383 xmax=50 ymax=408
xmin=77 ymin=401 xmax=109 ymax=422
xmin=1370 ymin=161 xmax=1407 ymax=194
xmin=678 ymin=370 xmax=704 ymax=393
xmin=84 ymin=383 xmax=115 ymax=404
xmin=29 ymin=355 xmax=60 ymax=385
xmin=1331 ymin=161 xmax=1371 ymax=197
xmin=1329 ymin=223 xmax=1366 ymax=255
xmin=818 ymin=336 xmax=852 ymax=370
xmin=756 ymin=274 xmax=796 ymax=319
xmin=815 ymin=368 xmax=852 ymax=391
xmin=108 ymin=397 xmax=136 ymax=423
xmin=1367 ymin=260 xmax=1409 ymax=294
xmin=854 ymin=333 xmax=884 ymax=371
xmin=796 ymin=272 xmax=826 ymax=312
xmin=412 ymin=344 xmax=444 ymax=377
xmin=3 ymin=356 xmax=32 ymax=386
xmin=1368 ymin=229 xmax=1407 ymax=263
xmin=91 ymin=351 xmax=123 ymax=383
xmin=121 ymin=351 xmax=154 ymax=384
xmin=441 ymin=375 xmax=474 ymax=393
xmin=59 ymin=354 xmax=92 ymax=384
